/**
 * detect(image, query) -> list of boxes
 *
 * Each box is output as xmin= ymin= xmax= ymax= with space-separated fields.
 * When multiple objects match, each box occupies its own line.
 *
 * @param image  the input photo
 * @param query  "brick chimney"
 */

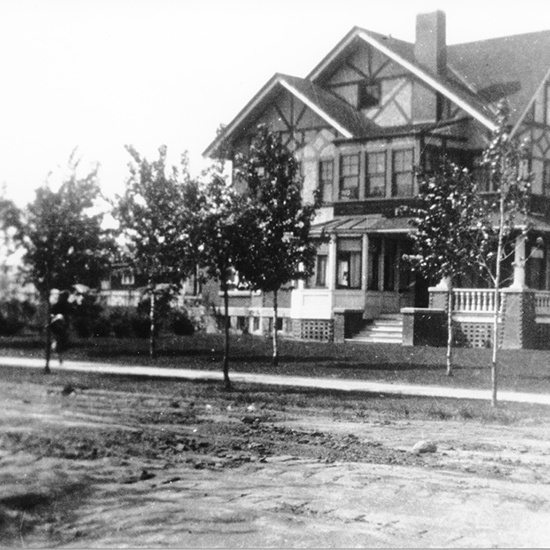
xmin=412 ymin=10 xmax=447 ymax=123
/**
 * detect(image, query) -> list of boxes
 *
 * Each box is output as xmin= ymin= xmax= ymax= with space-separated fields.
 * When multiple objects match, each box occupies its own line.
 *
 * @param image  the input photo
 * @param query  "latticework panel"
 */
xmin=535 ymin=324 xmax=550 ymax=349
xmin=456 ymin=322 xmax=493 ymax=348
xmin=299 ymin=319 xmax=334 ymax=342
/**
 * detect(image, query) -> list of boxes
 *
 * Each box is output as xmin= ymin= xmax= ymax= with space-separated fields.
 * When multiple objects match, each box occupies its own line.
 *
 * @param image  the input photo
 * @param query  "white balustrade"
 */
xmin=452 ymin=289 xmax=498 ymax=313
xmin=535 ymin=291 xmax=550 ymax=315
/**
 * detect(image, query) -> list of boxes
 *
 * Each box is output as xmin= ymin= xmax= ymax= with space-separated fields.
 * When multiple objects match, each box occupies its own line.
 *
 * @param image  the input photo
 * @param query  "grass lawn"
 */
xmin=2 ymin=332 xmax=550 ymax=395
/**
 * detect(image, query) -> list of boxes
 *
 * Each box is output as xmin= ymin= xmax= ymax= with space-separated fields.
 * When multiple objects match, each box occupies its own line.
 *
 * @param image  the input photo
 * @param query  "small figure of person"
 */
xmin=47 ymin=285 xmax=87 ymax=367
xmin=49 ymin=311 xmax=68 ymax=366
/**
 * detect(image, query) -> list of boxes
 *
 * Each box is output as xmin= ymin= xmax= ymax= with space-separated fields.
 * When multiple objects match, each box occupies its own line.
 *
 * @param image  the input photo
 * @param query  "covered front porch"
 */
xmin=296 ymin=215 xmax=429 ymax=319
xmin=407 ymin=231 xmax=550 ymax=349
xmin=295 ymin=215 xmax=550 ymax=347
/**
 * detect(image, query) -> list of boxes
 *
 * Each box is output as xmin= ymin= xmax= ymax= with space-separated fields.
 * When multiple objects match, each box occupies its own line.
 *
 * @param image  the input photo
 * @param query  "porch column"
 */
xmin=378 ymin=236 xmax=386 ymax=291
xmin=361 ymin=234 xmax=369 ymax=291
xmin=502 ymin=234 xmax=536 ymax=348
xmin=429 ymin=276 xmax=451 ymax=310
xmin=328 ymin=236 xmax=337 ymax=291
xmin=509 ymin=234 xmax=527 ymax=290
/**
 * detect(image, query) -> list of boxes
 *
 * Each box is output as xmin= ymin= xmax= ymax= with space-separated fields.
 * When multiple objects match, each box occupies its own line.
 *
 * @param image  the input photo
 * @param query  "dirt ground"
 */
xmin=2 ymin=378 xmax=550 ymax=548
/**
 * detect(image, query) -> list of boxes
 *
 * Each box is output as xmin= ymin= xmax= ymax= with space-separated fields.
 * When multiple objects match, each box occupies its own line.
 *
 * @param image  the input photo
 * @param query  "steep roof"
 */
xmin=280 ymin=74 xmax=378 ymax=136
xmin=203 ymin=73 xmax=376 ymax=158
xmin=309 ymin=26 xmax=550 ymax=130
xmin=447 ymin=30 xmax=550 ymax=128
xmin=205 ymin=22 xmax=550 ymax=158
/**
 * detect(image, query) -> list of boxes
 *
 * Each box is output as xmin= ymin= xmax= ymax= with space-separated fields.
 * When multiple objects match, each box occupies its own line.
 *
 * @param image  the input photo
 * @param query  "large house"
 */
xmin=204 ymin=11 xmax=550 ymax=349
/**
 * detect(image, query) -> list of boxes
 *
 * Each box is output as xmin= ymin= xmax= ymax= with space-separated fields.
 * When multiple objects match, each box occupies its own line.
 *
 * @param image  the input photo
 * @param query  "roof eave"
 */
xmin=355 ymin=31 xmax=498 ymax=133
xmin=203 ymin=74 xmax=354 ymax=159
xmin=511 ymin=65 xmax=550 ymax=138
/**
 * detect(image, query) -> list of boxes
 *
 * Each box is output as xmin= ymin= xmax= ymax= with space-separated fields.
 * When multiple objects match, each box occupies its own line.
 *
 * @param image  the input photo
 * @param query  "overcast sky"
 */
xmin=1 ymin=0 xmax=549 ymax=207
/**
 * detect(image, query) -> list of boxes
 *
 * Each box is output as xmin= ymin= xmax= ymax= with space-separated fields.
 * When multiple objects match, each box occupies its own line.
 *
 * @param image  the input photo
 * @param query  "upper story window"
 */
xmin=543 ymin=160 xmax=550 ymax=196
xmin=472 ymin=156 xmax=492 ymax=192
xmin=339 ymin=153 xmax=360 ymax=200
xmin=545 ymin=83 xmax=550 ymax=126
xmin=365 ymin=152 xmax=386 ymax=197
xmin=121 ymin=270 xmax=135 ymax=286
xmin=392 ymin=149 xmax=414 ymax=197
xmin=318 ymin=159 xmax=334 ymax=203
xmin=358 ymin=81 xmax=381 ymax=110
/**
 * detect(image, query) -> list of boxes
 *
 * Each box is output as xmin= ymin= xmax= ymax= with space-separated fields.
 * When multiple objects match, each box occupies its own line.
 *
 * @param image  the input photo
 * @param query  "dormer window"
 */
xmin=121 ymin=270 xmax=135 ymax=286
xmin=358 ymin=81 xmax=381 ymax=109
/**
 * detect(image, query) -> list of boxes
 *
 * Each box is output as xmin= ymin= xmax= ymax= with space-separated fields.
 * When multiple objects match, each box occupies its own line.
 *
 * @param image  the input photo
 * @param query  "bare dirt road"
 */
xmin=2 ymin=376 xmax=550 ymax=548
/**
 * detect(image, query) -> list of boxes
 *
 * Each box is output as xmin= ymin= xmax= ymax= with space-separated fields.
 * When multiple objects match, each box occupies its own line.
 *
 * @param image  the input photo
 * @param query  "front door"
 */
xmin=367 ymin=235 xmax=413 ymax=314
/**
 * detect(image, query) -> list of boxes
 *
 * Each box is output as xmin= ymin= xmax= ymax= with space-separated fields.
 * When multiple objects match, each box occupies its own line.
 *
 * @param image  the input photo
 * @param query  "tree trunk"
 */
xmin=272 ymin=290 xmax=279 ymax=366
xmin=491 ymin=194 xmax=505 ymax=407
xmin=446 ymin=284 xmax=453 ymax=376
xmin=491 ymin=285 xmax=500 ymax=407
xmin=223 ymin=286 xmax=231 ymax=389
xmin=44 ymin=294 xmax=52 ymax=374
xmin=149 ymin=284 xmax=156 ymax=359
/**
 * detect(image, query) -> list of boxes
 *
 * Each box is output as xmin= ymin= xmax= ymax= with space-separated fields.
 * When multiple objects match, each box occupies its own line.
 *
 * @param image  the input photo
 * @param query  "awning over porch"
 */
xmin=311 ymin=215 xmax=413 ymax=235
xmin=311 ymin=213 xmax=550 ymax=236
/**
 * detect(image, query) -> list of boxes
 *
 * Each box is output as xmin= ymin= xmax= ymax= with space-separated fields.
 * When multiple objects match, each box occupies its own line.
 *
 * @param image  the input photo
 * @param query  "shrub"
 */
xmin=0 ymin=299 xmax=37 ymax=336
xmin=109 ymin=307 xmax=134 ymax=338
xmin=132 ymin=313 xmax=152 ymax=338
xmin=170 ymin=309 xmax=195 ymax=336
xmin=72 ymin=294 xmax=104 ymax=338
xmin=92 ymin=314 xmax=113 ymax=338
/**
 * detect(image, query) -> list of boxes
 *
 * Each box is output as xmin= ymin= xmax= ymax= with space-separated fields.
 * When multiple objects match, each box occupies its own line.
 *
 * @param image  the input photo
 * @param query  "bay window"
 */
xmin=392 ymin=149 xmax=414 ymax=197
xmin=366 ymin=151 xmax=386 ymax=197
xmin=339 ymin=153 xmax=360 ymax=200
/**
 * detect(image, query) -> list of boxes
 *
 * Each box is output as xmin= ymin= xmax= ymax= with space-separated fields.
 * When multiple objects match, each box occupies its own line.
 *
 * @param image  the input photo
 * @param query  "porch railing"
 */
xmin=452 ymin=289 xmax=498 ymax=313
xmin=451 ymin=289 xmax=550 ymax=316
xmin=535 ymin=291 xmax=550 ymax=315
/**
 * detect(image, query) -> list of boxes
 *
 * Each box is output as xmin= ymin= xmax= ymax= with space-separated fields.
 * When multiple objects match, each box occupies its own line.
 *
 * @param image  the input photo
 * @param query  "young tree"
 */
xmin=16 ymin=156 xmax=113 ymax=373
xmin=0 ymin=190 xmax=23 ymax=302
xmin=235 ymin=125 xmax=322 ymax=366
xmin=0 ymin=191 xmax=22 ymax=254
xmin=405 ymin=159 xmax=480 ymax=376
xmin=473 ymin=101 xmax=532 ymax=406
xmin=116 ymin=145 xmax=198 ymax=358
xmin=194 ymin=173 xmax=246 ymax=388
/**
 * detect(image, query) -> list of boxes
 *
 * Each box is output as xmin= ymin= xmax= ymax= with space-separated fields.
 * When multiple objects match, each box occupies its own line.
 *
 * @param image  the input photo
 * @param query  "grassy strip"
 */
xmin=2 ymin=333 xmax=550 ymax=394
xmin=1 ymin=363 xmax=549 ymax=426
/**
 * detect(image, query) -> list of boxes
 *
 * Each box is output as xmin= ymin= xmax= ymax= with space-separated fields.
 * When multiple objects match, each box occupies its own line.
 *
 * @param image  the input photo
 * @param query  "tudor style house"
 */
xmin=204 ymin=11 xmax=550 ymax=348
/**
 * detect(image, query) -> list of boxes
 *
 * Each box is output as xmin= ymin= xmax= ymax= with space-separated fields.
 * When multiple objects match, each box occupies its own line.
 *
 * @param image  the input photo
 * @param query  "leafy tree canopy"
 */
xmin=116 ymin=145 xmax=199 ymax=287
xmin=406 ymin=159 xmax=480 ymax=283
xmin=16 ymin=155 xmax=114 ymax=298
xmin=234 ymin=124 xmax=322 ymax=293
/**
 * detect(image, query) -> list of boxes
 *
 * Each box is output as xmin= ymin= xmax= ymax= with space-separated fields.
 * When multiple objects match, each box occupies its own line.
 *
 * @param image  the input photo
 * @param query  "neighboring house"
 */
xmin=204 ymin=10 xmax=550 ymax=348
xmin=99 ymin=263 xmax=145 ymax=308
xmin=99 ymin=263 xmax=206 ymax=321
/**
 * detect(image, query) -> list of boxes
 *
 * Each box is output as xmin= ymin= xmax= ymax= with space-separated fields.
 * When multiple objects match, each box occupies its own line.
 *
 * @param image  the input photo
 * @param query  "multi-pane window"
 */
xmin=358 ymin=81 xmax=381 ymax=109
xmin=121 ymin=270 xmax=135 ymax=286
xmin=472 ymin=155 xmax=492 ymax=192
xmin=336 ymin=238 xmax=362 ymax=289
xmin=307 ymin=242 xmax=329 ymax=288
xmin=319 ymin=159 xmax=334 ymax=203
xmin=392 ymin=149 xmax=414 ymax=197
xmin=543 ymin=160 xmax=550 ymax=196
xmin=339 ymin=154 xmax=360 ymax=200
xmin=310 ymin=255 xmax=328 ymax=288
xmin=365 ymin=152 xmax=386 ymax=197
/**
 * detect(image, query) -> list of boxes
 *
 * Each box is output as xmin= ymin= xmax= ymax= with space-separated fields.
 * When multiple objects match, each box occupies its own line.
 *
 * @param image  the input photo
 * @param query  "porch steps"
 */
xmin=347 ymin=314 xmax=403 ymax=344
